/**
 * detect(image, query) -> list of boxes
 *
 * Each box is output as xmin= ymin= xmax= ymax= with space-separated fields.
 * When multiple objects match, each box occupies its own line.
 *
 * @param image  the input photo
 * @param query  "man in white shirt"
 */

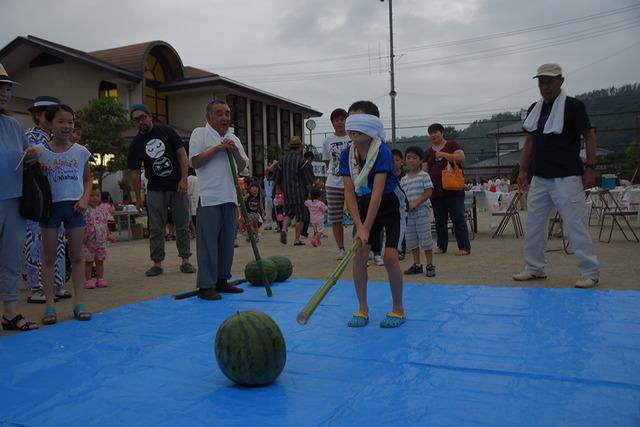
xmin=189 ymin=100 xmax=249 ymax=300
xmin=322 ymin=108 xmax=351 ymax=259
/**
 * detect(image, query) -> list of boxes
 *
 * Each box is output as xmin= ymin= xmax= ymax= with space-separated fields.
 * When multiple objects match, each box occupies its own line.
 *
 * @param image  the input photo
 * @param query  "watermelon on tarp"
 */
xmin=244 ymin=259 xmax=277 ymax=286
xmin=267 ymin=256 xmax=293 ymax=282
xmin=214 ymin=310 xmax=286 ymax=387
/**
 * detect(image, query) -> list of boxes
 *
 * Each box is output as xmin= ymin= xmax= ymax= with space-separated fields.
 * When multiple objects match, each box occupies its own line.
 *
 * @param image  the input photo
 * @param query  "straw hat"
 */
xmin=0 ymin=63 xmax=19 ymax=85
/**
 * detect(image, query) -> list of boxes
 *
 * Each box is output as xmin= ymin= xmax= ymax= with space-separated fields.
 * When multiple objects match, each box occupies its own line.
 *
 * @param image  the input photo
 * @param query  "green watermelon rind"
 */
xmin=244 ymin=259 xmax=277 ymax=286
xmin=267 ymin=256 xmax=293 ymax=282
xmin=214 ymin=310 xmax=287 ymax=387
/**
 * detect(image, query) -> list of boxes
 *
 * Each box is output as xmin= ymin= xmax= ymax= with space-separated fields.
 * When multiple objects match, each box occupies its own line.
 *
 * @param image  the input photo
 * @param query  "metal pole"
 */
xmin=386 ymin=0 xmax=397 ymax=148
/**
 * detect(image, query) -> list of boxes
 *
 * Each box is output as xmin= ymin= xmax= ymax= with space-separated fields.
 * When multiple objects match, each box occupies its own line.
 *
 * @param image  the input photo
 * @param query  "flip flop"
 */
xmin=73 ymin=304 xmax=92 ymax=321
xmin=347 ymin=312 xmax=369 ymax=327
xmin=380 ymin=312 xmax=406 ymax=328
xmin=42 ymin=306 xmax=57 ymax=325
xmin=293 ymin=241 xmax=306 ymax=246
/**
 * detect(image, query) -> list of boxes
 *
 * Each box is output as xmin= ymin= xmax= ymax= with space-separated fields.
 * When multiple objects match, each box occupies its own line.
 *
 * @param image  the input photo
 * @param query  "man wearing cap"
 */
xmin=275 ymin=136 xmax=315 ymax=246
xmin=513 ymin=63 xmax=600 ymax=288
xmin=23 ymin=96 xmax=70 ymax=304
xmin=127 ymin=104 xmax=195 ymax=277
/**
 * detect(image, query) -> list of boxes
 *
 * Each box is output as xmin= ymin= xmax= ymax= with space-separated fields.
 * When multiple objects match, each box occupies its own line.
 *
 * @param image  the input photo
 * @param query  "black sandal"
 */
xmin=1 ymin=314 xmax=39 ymax=331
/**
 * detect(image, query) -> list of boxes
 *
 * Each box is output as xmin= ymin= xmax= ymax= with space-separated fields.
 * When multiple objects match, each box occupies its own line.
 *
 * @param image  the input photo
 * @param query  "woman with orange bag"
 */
xmin=423 ymin=123 xmax=471 ymax=256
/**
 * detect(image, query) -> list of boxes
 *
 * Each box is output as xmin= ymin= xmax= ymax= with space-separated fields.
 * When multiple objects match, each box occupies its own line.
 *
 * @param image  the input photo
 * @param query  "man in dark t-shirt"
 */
xmin=127 ymin=104 xmax=195 ymax=277
xmin=514 ymin=63 xmax=599 ymax=288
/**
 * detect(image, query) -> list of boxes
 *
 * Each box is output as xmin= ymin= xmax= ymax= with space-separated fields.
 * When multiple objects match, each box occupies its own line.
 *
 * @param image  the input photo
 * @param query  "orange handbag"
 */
xmin=441 ymin=159 xmax=465 ymax=191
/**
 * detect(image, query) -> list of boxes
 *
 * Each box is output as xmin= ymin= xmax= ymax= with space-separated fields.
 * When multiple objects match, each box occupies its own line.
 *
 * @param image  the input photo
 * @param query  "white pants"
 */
xmin=523 ymin=176 xmax=599 ymax=280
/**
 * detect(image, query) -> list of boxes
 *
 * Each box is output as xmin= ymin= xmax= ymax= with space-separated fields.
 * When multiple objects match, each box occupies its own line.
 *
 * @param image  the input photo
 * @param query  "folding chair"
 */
xmin=546 ymin=210 xmax=572 ymax=254
xmin=491 ymin=191 xmax=524 ymax=238
xmin=597 ymin=189 xmax=639 ymax=243
xmin=464 ymin=192 xmax=476 ymax=240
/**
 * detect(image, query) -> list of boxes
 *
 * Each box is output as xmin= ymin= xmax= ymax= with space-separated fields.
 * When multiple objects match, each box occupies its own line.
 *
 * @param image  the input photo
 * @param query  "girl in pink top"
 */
xmin=304 ymin=188 xmax=328 ymax=247
xmin=82 ymin=185 xmax=111 ymax=289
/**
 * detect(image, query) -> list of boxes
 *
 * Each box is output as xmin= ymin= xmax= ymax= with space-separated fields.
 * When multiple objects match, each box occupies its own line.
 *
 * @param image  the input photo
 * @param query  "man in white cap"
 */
xmin=513 ymin=63 xmax=600 ymax=288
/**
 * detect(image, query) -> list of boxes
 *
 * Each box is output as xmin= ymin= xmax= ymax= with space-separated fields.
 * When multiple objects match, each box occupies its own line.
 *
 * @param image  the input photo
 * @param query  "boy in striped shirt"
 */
xmin=400 ymin=146 xmax=436 ymax=277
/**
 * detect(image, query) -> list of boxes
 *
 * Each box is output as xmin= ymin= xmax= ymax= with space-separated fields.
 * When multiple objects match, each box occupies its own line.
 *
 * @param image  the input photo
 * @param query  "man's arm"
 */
xmin=358 ymin=173 xmax=386 ymax=244
xmin=582 ymin=128 xmax=597 ymax=189
xmin=176 ymin=147 xmax=188 ymax=194
xmin=517 ymin=134 xmax=534 ymax=191
xmin=130 ymin=169 xmax=144 ymax=213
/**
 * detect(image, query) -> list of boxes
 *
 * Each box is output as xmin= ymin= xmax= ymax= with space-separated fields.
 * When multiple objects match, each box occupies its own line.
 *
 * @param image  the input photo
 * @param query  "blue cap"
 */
xmin=129 ymin=103 xmax=150 ymax=118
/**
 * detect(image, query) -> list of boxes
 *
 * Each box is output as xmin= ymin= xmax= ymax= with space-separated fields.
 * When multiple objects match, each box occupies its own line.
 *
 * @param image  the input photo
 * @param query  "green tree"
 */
xmin=77 ymin=97 xmax=131 ymax=187
xmin=624 ymin=139 xmax=640 ymax=182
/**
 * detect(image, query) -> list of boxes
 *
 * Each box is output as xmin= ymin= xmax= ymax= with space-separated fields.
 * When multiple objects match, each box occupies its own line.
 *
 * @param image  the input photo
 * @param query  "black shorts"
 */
xmin=357 ymin=190 xmax=406 ymax=253
xmin=284 ymin=203 xmax=309 ymax=223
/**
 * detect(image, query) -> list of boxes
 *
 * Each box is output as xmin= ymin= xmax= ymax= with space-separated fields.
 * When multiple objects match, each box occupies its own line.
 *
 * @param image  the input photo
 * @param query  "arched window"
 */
xmin=99 ymin=81 xmax=118 ymax=98
xmin=145 ymin=53 xmax=168 ymax=123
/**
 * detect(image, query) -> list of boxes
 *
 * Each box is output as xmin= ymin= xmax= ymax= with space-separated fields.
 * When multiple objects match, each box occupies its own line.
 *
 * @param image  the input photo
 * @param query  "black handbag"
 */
xmin=20 ymin=162 xmax=52 ymax=221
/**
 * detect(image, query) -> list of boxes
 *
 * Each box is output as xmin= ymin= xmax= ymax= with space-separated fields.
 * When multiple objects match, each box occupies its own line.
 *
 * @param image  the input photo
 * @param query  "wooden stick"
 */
xmin=296 ymin=238 xmax=362 ymax=325
xmin=172 ymin=278 xmax=247 ymax=300
xmin=226 ymin=150 xmax=272 ymax=297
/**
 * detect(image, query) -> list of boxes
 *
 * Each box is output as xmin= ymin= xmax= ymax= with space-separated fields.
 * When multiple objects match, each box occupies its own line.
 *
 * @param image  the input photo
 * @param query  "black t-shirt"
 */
xmin=127 ymin=124 xmax=184 ymax=191
xmin=524 ymin=96 xmax=592 ymax=178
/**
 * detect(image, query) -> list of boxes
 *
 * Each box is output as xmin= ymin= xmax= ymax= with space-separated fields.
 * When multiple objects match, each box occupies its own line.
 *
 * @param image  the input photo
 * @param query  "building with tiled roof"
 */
xmin=1 ymin=35 xmax=321 ymax=176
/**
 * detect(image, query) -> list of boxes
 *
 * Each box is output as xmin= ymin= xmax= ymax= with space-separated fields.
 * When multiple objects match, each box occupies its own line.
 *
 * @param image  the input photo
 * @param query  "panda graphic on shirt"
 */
xmin=145 ymin=139 xmax=173 ymax=178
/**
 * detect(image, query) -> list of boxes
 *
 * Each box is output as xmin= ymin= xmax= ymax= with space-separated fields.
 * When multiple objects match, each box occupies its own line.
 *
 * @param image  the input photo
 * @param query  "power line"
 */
xmin=234 ymin=16 xmax=640 ymax=83
xmin=205 ymin=4 xmax=640 ymax=72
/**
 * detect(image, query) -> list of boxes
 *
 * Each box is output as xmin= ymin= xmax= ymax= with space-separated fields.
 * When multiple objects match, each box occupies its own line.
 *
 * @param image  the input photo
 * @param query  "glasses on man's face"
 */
xmin=132 ymin=114 xmax=148 ymax=124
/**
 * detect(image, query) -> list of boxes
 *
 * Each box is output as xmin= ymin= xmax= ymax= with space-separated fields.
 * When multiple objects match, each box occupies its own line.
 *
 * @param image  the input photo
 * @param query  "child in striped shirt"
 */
xmin=400 ymin=146 xmax=436 ymax=277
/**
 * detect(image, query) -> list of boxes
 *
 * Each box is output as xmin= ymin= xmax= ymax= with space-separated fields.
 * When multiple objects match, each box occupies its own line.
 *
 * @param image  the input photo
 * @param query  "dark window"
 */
xmin=280 ymin=109 xmax=291 ymax=149
xmin=227 ymin=94 xmax=248 ymax=154
xmin=29 ymin=52 xmax=63 ymax=68
xmin=293 ymin=112 xmax=303 ymax=144
xmin=251 ymin=100 xmax=264 ymax=177
xmin=266 ymin=105 xmax=278 ymax=160
xmin=498 ymin=142 xmax=519 ymax=152
xmin=99 ymin=81 xmax=118 ymax=98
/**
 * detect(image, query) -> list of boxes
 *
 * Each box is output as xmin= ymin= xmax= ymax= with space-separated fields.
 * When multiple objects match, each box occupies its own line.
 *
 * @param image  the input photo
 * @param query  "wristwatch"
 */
xmin=584 ymin=163 xmax=596 ymax=170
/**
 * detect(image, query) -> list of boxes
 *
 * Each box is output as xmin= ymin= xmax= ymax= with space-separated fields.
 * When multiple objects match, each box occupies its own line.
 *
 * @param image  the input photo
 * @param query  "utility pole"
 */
xmin=382 ymin=0 xmax=397 ymax=148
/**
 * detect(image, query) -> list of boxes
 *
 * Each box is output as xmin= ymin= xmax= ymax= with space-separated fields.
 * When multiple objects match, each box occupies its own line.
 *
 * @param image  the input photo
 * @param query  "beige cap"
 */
xmin=533 ymin=63 xmax=562 ymax=78
xmin=0 ymin=63 xmax=19 ymax=85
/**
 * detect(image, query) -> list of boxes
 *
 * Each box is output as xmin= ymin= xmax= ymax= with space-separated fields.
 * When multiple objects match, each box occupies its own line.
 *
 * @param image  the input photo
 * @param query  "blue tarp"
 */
xmin=1 ymin=279 xmax=639 ymax=427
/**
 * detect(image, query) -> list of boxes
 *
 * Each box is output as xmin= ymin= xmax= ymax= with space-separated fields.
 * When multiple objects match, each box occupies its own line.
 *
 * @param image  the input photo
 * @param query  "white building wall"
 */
xmin=10 ymin=59 xmax=135 ymax=113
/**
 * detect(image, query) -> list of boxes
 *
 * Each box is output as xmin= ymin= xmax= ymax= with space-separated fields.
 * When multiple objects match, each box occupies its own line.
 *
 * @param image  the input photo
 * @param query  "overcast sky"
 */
xmin=2 ymin=0 xmax=639 ymax=139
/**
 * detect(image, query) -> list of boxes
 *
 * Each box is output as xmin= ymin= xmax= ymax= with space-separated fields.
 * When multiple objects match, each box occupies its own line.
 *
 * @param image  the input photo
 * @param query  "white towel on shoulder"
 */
xmin=522 ymin=89 xmax=567 ymax=134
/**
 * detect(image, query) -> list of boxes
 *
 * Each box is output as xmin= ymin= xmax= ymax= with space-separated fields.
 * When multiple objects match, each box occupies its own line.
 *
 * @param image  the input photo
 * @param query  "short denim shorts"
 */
xmin=40 ymin=201 xmax=85 ymax=229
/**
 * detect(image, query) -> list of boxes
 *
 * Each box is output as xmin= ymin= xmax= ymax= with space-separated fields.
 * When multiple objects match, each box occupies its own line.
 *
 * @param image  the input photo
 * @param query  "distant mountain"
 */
xmin=396 ymin=83 xmax=640 ymax=161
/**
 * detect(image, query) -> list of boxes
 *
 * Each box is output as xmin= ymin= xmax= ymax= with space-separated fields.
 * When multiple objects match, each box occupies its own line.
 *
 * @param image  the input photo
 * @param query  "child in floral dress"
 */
xmin=83 ymin=185 xmax=111 ymax=289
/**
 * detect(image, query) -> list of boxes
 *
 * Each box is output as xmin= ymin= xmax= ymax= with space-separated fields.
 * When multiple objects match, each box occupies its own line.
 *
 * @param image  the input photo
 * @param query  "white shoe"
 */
xmin=336 ymin=248 xmax=346 ymax=260
xmin=512 ymin=271 xmax=547 ymax=281
xmin=374 ymin=255 xmax=384 ymax=266
xmin=368 ymin=251 xmax=374 ymax=260
xmin=575 ymin=277 xmax=599 ymax=288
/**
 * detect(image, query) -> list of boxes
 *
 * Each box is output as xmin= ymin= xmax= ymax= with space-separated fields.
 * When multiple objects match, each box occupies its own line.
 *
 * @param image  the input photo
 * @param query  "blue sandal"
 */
xmin=347 ymin=312 xmax=369 ymax=327
xmin=380 ymin=312 xmax=405 ymax=328
xmin=73 ymin=304 xmax=92 ymax=321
